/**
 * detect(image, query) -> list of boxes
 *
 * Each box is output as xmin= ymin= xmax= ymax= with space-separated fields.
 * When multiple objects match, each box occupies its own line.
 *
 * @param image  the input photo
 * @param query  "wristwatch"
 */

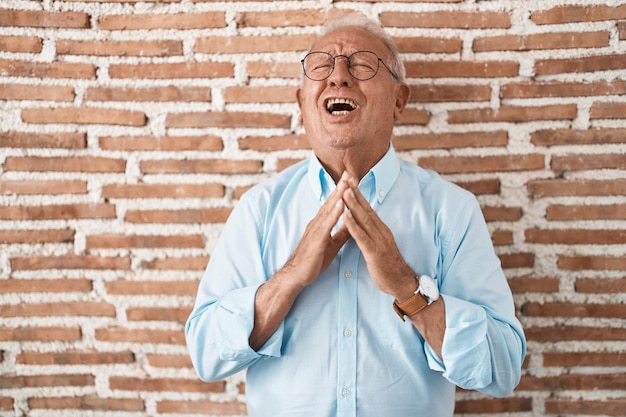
xmin=392 ymin=275 xmax=439 ymax=321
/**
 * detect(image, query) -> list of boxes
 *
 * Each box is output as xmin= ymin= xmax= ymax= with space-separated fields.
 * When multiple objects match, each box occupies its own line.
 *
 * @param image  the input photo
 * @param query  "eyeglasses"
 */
xmin=301 ymin=50 xmax=399 ymax=82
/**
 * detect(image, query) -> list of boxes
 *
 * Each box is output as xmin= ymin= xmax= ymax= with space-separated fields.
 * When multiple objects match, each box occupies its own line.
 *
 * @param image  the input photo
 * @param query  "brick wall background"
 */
xmin=1 ymin=0 xmax=625 ymax=416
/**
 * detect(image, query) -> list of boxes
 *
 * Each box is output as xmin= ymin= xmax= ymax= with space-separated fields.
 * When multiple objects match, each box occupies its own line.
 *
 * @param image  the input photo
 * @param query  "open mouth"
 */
xmin=325 ymin=98 xmax=357 ymax=115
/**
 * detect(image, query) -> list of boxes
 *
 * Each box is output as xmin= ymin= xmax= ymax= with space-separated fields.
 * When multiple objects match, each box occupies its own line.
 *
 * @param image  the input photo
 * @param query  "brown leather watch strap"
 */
xmin=393 ymin=292 xmax=428 ymax=322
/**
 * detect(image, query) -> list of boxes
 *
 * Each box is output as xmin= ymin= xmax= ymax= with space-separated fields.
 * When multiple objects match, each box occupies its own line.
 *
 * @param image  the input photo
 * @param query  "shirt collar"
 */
xmin=307 ymin=144 xmax=400 ymax=204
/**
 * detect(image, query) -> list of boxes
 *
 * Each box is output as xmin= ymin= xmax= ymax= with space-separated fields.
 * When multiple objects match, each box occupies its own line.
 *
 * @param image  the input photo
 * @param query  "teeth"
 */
xmin=326 ymin=98 xmax=357 ymax=113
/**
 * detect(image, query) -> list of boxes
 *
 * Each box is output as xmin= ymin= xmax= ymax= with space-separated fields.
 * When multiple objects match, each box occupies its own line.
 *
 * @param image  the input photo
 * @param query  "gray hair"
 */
xmin=317 ymin=13 xmax=406 ymax=82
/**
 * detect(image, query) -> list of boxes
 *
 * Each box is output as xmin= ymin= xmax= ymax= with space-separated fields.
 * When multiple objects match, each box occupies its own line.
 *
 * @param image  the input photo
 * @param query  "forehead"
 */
xmin=311 ymin=26 xmax=390 ymax=57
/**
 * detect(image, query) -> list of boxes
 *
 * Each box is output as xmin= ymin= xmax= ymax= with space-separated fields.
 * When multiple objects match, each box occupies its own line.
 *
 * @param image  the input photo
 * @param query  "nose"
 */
xmin=328 ymin=55 xmax=352 ymax=87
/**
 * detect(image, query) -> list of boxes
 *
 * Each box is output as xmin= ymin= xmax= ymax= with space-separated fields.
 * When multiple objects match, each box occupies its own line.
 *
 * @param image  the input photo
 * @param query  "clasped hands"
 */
xmin=283 ymin=172 xmax=416 ymax=301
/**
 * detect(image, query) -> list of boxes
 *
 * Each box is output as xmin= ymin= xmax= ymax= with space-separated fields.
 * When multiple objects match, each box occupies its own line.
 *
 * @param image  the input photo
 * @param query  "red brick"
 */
xmin=110 ymin=376 xmax=224 ymax=393
xmin=590 ymin=101 xmax=626 ymax=120
xmin=547 ymin=204 xmax=626 ymax=221
xmin=394 ymin=36 xmax=462 ymax=54
xmin=525 ymin=326 xmax=626 ymax=342
xmin=236 ymin=9 xmax=337 ymax=28
xmin=0 ymin=9 xmax=90 ymax=28
xmin=545 ymin=398 xmax=626 ymax=416
xmin=619 ymin=21 xmax=626 ymax=40
xmin=558 ymin=255 xmax=626 ymax=271
xmin=0 ymin=59 xmax=95 ymax=79
xmin=473 ymin=31 xmax=609 ymax=52
xmin=499 ymin=252 xmax=534 ymax=269
xmin=0 ymin=84 xmax=74 ymax=101
xmin=109 ymin=62 xmax=233 ymax=79
xmin=157 ymin=399 xmax=248 ymax=415
xmin=195 ymin=35 xmax=314 ymax=54
xmin=140 ymin=159 xmax=262 ymax=175
xmin=394 ymin=131 xmax=507 ymax=151
xmin=409 ymin=84 xmax=491 ymax=102
xmin=1 ymin=132 xmax=85 ymax=148
xmin=86 ymin=234 xmax=204 ymax=249
xmin=491 ymin=230 xmax=513 ymax=246
xmin=29 ymin=396 xmax=144 ymax=412
xmin=519 ymin=373 xmax=626 ymax=391
xmin=454 ymin=179 xmax=500 ymax=195
xmin=247 ymin=61 xmax=301 ymax=78
xmin=22 ymin=107 xmax=146 ymax=126
xmin=99 ymin=12 xmax=226 ymax=30
xmin=531 ymin=5 xmax=626 ymax=24
xmin=125 ymin=208 xmax=232 ymax=224
xmin=147 ymin=354 xmax=193 ymax=369
xmin=239 ymin=134 xmax=311 ymax=151
xmin=380 ymin=11 xmax=511 ymax=29
xmin=126 ymin=306 xmax=190 ymax=322
xmin=419 ymin=154 xmax=544 ymax=174
xmin=396 ymin=108 xmax=430 ymax=125
xmin=482 ymin=206 xmax=522 ymax=222
xmin=508 ymin=277 xmax=560 ymax=293
xmin=99 ymin=135 xmax=222 ymax=151
xmin=102 ymin=183 xmax=224 ymax=199
xmin=0 ymin=397 xmax=12 ymax=411
xmin=448 ymin=104 xmax=577 ymax=123
xmin=86 ymin=86 xmax=211 ymax=102
xmin=0 ymin=180 xmax=87 ymax=195
xmin=166 ymin=111 xmax=290 ymax=129
xmin=0 ymin=229 xmax=74 ymax=244
xmin=0 ymin=302 xmax=116 ymax=318
xmin=0 ymin=203 xmax=116 ymax=220
xmin=536 ymin=53 xmax=626 ymax=75
xmin=4 ymin=156 xmax=125 ymax=173
xmin=95 ymin=328 xmax=184 ymax=344
xmin=531 ymin=128 xmax=626 ymax=146
xmin=0 ymin=278 xmax=91 ymax=294
xmin=106 ymin=280 xmax=199 ymax=296
xmin=552 ymin=153 xmax=626 ymax=171
xmin=0 ymin=327 xmax=81 ymax=342
xmin=502 ymin=80 xmax=626 ymax=99
xmin=455 ymin=397 xmax=532 ymax=413
xmin=10 ymin=255 xmax=130 ymax=271
xmin=141 ymin=257 xmax=209 ymax=271
xmin=576 ymin=278 xmax=626 ymax=293
xmin=526 ymin=228 xmax=626 ymax=245
xmin=0 ymin=374 xmax=94 ymax=389
xmin=522 ymin=302 xmax=626 ymax=318
xmin=527 ymin=179 xmax=626 ymax=197
xmin=544 ymin=351 xmax=626 ymax=367
xmin=224 ymin=85 xmax=298 ymax=104
xmin=0 ymin=35 xmax=42 ymax=53
xmin=277 ymin=158 xmax=303 ymax=171
xmin=405 ymin=60 xmax=518 ymax=78
xmin=56 ymin=39 xmax=182 ymax=57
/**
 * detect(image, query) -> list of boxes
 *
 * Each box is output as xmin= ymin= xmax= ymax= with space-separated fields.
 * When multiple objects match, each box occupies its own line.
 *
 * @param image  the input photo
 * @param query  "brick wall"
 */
xmin=1 ymin=0 xmax=625 ymax=415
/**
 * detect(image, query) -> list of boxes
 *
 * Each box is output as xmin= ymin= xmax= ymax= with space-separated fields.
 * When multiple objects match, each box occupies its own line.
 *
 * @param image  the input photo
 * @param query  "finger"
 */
xmin=343 ymin=188 xmax=382 ymax=240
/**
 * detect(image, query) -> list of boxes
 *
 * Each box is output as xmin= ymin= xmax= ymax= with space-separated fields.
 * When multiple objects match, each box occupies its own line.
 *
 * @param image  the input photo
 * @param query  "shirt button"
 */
xmin=344 ymin=270 xmax=353 ymax=278
xmin=344 ymin=329 xmax=352 ymax=337
xmin=378 ymin=190 xmax=385 ymax=198
xmin=342 ymin=388 xmax=350 ymax=397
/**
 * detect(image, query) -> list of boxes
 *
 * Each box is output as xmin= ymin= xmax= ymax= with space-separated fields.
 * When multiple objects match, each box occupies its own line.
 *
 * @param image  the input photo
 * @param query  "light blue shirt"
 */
xmin=186 ymin=146 xmax=526 ymax=417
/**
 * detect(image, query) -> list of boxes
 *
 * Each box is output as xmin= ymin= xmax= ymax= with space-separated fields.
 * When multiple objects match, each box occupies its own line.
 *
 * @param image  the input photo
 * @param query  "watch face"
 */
xmin=419 ymin=275 xmax=439 ymax=301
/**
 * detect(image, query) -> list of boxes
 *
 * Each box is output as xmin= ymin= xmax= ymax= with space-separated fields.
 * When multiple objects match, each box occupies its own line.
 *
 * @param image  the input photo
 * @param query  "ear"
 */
xmin=296 ymin=87 xmax=304 ymax=123
xmin=393 ymin=82 xmax=411 ymax=121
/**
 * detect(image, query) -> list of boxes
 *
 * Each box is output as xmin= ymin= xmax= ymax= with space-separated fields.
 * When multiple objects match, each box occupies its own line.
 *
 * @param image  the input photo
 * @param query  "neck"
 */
xmin=316 ymin=144 xmax=389 ymax=184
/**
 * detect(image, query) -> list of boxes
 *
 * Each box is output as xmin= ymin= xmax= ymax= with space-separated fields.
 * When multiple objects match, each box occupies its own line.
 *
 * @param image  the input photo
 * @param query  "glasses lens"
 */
xmin=348 ymin=51 xmax=380 ymax=80
xmin=303 ymin=52 xmax=334 ymax=81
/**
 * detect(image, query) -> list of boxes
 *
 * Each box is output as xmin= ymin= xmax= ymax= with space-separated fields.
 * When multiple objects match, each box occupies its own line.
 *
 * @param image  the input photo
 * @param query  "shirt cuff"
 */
xmin=217 ymin=284 xmax=283 ymax=361
xmin=424 ymin=294 xmax=493 ymax=389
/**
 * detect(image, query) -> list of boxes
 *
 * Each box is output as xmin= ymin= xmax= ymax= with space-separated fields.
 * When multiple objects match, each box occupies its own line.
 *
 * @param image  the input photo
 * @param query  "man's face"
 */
xmin=296 ymin=26 xmax=410 ymax=158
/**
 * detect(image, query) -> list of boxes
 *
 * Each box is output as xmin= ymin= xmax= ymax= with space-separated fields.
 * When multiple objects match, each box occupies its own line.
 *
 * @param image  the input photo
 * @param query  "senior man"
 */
xmin=186 ymin=13 xmax=526 ymax=417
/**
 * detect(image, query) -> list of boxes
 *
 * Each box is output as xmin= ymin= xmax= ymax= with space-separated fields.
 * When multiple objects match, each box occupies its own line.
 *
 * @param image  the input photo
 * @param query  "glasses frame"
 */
xmin=301 ymin=50 xmax=399 ymax=82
